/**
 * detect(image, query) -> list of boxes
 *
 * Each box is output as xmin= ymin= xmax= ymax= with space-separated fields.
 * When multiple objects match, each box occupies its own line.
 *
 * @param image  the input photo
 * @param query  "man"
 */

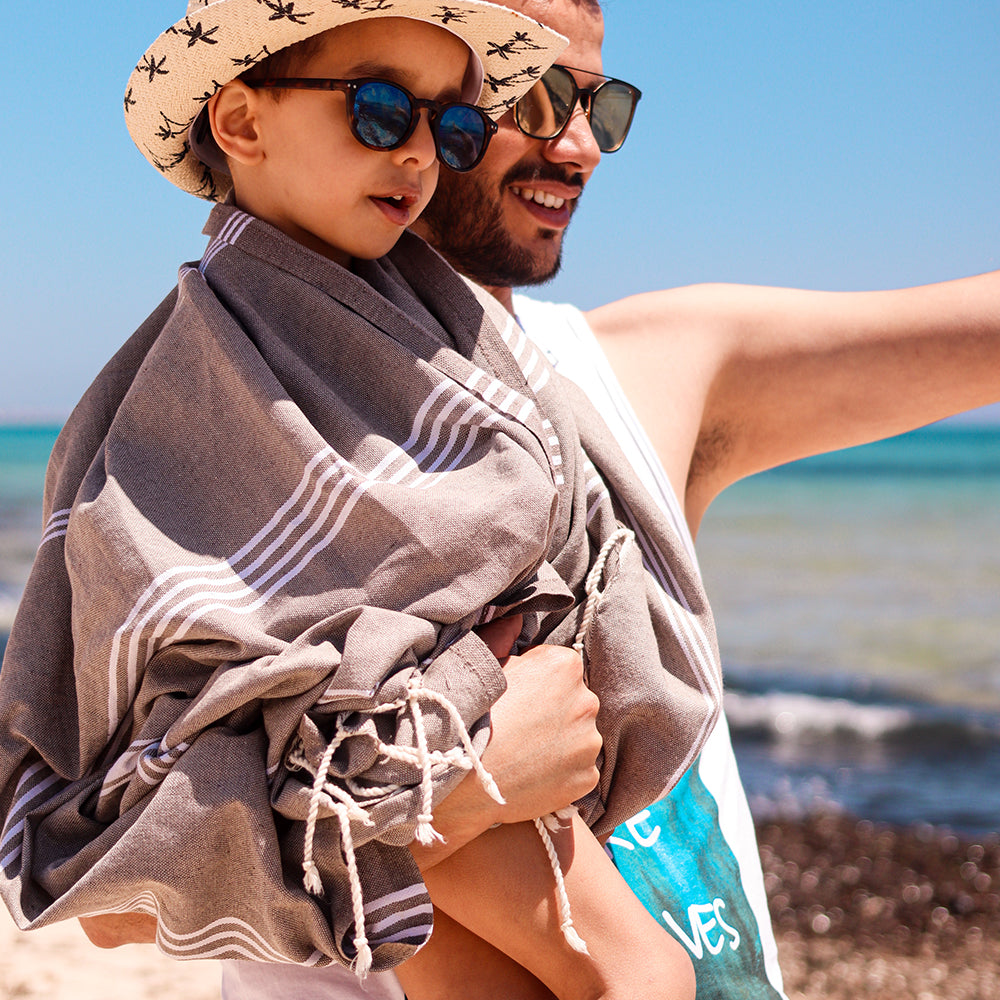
xmin=82 ymin=2 xmax=1000 ymax=998
xmin=411 ymin=1 xmax=1000 ymax=997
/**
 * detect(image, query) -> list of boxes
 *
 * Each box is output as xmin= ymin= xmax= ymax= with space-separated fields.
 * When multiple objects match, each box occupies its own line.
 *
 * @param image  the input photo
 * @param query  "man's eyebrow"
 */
xmin=344 ymin=62 xmax=463 ymax=102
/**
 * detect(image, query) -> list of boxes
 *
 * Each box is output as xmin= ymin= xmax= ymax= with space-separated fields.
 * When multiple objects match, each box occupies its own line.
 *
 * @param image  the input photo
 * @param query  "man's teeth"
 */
xmin=511 ymin=186 xmax=566 ymax=210
xmin=389 ymin=195 xmax=404 ymax=202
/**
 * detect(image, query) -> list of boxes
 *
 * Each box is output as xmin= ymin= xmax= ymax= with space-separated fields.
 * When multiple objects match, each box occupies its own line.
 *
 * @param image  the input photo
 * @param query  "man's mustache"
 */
xmin=502 ymin=162 xmax=585 ymax=194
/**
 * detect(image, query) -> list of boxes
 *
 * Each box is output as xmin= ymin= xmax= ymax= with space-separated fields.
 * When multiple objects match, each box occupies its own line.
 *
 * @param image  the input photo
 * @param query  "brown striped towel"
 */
xmin=0 ymin=203 xmax=721 ymax=972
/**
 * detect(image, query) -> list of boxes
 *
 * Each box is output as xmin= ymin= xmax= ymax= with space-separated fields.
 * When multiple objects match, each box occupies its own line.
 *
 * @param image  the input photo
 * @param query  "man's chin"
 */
xmin=510 ymin=234 xmax=564 ymax=288
xmin=422 ymin=223 xmax=563 ymax=290
xmin=415 ymin=173 xmax=569 ymax=290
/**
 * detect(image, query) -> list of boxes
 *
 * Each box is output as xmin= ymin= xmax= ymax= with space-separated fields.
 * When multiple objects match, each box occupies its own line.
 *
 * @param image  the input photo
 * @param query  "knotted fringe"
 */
xmin=298 ymin=675 xmax=504 ymax=979
xmin=406 ymin=676 xmax=506 ymax=846
xmin=572 ymin=527 xmax=635 ymax=659
xmin=301 ymin=730 xmax=376 ymax=977
xmin=298 ymin=524 xmax=631 ymax=973
xmin=532 ymin=528 xmax=636 ymax=956
xmin=533 ymin=809 xmax=590 ymax=955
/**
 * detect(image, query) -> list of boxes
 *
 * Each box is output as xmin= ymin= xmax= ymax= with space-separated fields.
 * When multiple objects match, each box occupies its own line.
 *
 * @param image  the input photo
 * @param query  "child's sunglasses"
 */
xmin=246 ymin=77 xmax=498 ymax=172
xmin=514 ymin=65 xmax=641 ymax=153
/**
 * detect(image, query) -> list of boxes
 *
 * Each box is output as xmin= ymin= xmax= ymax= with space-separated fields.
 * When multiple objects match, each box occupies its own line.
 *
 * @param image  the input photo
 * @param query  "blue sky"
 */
xmin=2 ymin=1 xmax=999 ymax=421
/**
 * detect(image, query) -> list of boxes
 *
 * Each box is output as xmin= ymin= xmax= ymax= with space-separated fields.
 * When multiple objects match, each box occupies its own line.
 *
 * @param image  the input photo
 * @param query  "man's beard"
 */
xmin=418 ymin=163 xmax=580 ymax=289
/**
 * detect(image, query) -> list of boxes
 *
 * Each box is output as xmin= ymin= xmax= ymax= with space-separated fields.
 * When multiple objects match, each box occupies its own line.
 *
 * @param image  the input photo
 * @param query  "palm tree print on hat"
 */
xmin=482 ymin=64 xmax=542 ymax=113
xmin=258 ymin=0 xmax=315 ymax=24
xmin=434 ymin=6 xmax=469 ymax=24
xmin=487 ymin=31 xmax=545 ymax=60
xmin=230 ymin=47 xmax=274 ymax=70
xmin=330 ymin=1 xmax=397 ymax=11
xmin=138 ymin=53 xmax=170 ymax=83
xmin=167 ymin=18 xmax=222 ymax=47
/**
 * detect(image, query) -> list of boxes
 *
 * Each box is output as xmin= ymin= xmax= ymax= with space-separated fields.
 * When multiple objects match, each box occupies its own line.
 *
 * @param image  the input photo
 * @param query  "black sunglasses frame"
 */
xmin=514 ymin=64 xmax=642 ymax=153
xmin=245 ymin=77 xmax=498 ymax=172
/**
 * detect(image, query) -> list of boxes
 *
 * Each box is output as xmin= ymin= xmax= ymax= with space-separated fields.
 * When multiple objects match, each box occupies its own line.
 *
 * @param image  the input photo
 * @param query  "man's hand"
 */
xmin=478 ymin=619 xmax=602 ymax=824
xmin=411 ymin=616 xmax=601 ymax=869
xmin=79 ymin=912 xmax=158 ymax=948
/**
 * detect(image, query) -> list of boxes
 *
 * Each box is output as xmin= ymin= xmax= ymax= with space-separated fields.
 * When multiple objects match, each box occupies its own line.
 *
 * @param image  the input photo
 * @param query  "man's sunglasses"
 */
xmin=245 ymin=77 xmax=498 ymax=172
xmin=514 ymin=64 xmax=641 ymax=153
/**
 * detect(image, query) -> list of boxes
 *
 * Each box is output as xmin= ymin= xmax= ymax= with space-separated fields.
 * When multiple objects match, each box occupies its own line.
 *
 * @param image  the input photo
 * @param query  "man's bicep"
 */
xmin=588 ymin=274 xmax=1000 ymax=529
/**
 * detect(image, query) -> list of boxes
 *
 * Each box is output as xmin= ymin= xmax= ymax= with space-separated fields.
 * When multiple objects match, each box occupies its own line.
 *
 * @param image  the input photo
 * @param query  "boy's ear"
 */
xmin=209 ymin=81 xmax=265 ymax=166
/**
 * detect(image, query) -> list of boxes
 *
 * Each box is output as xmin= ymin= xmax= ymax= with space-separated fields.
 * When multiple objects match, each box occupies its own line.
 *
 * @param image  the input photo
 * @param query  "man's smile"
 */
xmin=511 ymin=186 xmax=567 ymax=210
xmin=508 ymin=181 xmax=580 ymax=228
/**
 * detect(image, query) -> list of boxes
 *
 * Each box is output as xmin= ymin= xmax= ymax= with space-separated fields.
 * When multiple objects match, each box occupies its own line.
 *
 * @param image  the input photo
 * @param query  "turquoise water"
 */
xmin=697 ymin=427 xmax=1000 ymax=834
xmin=1 ymin=423 xmax=998 ymax=832
xmin=698 ymin=427 xmax=1000 ymax=708
xmin=0 ymin=425 xmax=59 ymax=630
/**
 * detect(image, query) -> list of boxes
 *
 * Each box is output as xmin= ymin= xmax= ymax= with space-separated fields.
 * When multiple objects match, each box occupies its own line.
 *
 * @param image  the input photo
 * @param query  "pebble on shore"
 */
xmin=756 ymin=812 xmax=1000 ymax=1000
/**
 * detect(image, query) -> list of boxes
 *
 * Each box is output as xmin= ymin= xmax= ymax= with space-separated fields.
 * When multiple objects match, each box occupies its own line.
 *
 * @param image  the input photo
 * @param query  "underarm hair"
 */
xmin=687 ymin=420 xmax=736 ymax=491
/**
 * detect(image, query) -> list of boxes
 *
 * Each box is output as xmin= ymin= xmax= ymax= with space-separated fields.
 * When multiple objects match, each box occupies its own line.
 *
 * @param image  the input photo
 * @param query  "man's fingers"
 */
xmin=474 ymin=613 xmax=523 ymax=665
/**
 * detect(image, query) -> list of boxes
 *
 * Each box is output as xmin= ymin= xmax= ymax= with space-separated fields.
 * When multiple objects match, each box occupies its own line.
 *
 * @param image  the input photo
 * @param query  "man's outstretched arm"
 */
xmin=588 ymin=271 xmax=1000 ymax=533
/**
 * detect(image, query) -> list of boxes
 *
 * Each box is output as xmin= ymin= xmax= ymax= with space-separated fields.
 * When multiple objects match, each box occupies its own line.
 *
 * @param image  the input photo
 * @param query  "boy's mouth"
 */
xmin=372 ymin=191 xmax=420 ymax=226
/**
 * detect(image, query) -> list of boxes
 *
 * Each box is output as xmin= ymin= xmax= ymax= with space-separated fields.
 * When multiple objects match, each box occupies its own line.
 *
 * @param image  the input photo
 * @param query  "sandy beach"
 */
xmin=0 ymin=906 xmax=221 ymax=999
xmin=1 ymin=813 xmax=997 ymax=1000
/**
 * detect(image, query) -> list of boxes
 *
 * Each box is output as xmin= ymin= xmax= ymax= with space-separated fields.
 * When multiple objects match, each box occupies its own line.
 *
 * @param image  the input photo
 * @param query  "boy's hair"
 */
xmin=239 ymin=34 xmax=330 ymax=99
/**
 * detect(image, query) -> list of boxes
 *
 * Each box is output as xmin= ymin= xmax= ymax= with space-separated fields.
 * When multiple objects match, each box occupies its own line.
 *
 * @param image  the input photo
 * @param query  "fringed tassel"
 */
xmin=301 ymin=729 xmax=375 ymax=979
xmin=414 ymin=684 xmax=506 ymax=807
xmin=340 ymin=802 xmax=373 ymax=980
xmin=533 ymin=814 xmax=590 ymax=955
xmin=302 ymin=731 xmax=347 ymax=897
xmin=540 ymin=805 xmax=579 ymax=832
xmin=535 ymin=530 xmax=635 ymax=958
xmin=297 ymin=674 xmax=510 ymax=979
xmin=573 ymin=528 xmax=635 ymax=657
xmin=407 ymin=677 xmax=447 ymax=847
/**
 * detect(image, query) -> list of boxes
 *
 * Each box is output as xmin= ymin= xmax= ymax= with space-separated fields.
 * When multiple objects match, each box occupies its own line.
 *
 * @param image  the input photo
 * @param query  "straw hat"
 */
xmin=125 ymin=0 xmax=567 ymax=200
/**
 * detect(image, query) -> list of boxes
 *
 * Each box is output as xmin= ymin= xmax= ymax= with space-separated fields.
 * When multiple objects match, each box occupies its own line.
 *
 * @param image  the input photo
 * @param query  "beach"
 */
xmin=0 ymin=905 xmax=220 ymax=999
xmin=1 ymin=812 xmax=996 ymax=999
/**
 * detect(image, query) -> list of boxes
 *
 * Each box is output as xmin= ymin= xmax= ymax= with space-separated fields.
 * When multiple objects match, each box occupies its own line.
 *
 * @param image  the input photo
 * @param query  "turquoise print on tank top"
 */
xmin=608 ymin=760 xmax=783 ymax=1000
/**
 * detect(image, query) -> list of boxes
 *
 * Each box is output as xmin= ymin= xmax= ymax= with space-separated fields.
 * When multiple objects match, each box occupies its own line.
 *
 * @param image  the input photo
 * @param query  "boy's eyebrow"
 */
xmin=342 ymin=61 xmax=464 ymax=102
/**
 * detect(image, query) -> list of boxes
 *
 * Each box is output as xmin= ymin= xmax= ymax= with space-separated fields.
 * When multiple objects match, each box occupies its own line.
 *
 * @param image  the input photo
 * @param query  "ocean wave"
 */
xmin=725 ymin=681 xmax=1000 ymax=834
xmin=724 ymin=687 xmax=1000 ymax=751
xmin=725 ymin=690 xmax=913 ymax=740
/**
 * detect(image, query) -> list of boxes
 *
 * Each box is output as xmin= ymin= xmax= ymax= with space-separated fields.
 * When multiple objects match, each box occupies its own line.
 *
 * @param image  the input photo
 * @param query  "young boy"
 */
xmin=0 ymin=2 xmax=717 ymax=997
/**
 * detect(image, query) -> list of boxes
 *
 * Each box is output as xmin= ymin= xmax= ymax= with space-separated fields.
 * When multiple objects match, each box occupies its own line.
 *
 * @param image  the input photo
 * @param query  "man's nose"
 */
xmin=541 ymin=102 xmax=601 ymax=174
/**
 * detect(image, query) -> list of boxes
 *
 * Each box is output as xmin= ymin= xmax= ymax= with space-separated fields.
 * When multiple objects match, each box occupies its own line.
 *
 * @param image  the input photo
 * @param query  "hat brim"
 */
xmin=125 ymin=0 xmax=567 ymax=200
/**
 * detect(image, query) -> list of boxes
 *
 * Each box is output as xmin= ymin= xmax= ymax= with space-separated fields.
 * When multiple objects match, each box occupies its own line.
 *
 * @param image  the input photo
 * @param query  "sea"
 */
xmin=1 ymin=423 xmax=998 ymax=838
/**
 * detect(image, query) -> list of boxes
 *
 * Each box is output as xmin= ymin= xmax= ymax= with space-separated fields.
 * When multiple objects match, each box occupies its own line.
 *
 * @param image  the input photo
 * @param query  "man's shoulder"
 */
xmin=512 ymin=293 xmax=588 ymax=326
xmin=581 ymin=286 xmax=719 ymax=341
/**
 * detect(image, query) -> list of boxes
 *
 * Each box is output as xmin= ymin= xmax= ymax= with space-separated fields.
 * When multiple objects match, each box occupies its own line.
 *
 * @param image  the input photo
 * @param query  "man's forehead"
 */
xmin=503 ymin=0 xmax=604 ymax=72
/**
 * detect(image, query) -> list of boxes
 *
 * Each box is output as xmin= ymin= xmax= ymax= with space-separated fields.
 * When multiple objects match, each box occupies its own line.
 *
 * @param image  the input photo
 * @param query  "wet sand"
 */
xmin=1 ymin=811 xmax=997 ymax=998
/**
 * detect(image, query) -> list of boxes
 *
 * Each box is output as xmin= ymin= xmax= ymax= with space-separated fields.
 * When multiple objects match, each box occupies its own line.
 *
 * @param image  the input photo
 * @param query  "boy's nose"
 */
xmin=392 ymin=111 xmax=438 ymax=171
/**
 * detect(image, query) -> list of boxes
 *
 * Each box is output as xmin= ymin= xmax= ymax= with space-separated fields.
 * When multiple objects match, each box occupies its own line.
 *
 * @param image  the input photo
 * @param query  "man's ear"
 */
xmin=209 ymin=81 xmax=265 ymax=166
